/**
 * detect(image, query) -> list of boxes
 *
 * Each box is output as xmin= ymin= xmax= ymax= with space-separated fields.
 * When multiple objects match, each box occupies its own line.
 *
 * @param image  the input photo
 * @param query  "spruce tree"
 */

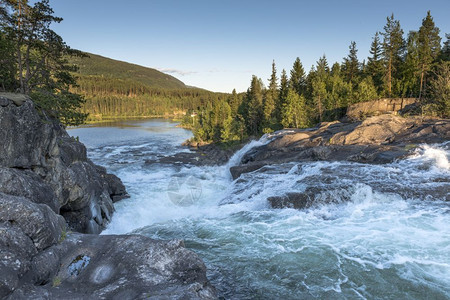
xmin=418 ymin=11 xmax=441 ymax=99
xmin=263 ymin=60 xmax=277 ymax=129
xmin=275 ymin=69 xmax=289 ymax=124
xmin=440 ymin=34 xmax=450 ymax=61
xmin=289 ymin=57 xmax=306 ymax=96
xmin=402 ymin=31 xmax=420 ymax=97
xmin=426 ymin=62 xmax=449 ymax=117
xmin=228 ymin=88 xmax=240 ymax=114
xmin=366 ymin=32 xmax=384 ymax=94
xmin=342 ymin=41 xmax=360 ymax=86
xmin=245 ymin=76 xmax=264 ymax=135
xmin=355 ymin=77 xmax=378 ymax=102
xmin=328 ymin=62 xmax=352 ymax=116
xmin=381 ymin=14 xmax=405 ymax=97
xmin=311 ymin=56 xmax=329 ymax=122
xmin=281 ymin=88 xmax=308 ymax=128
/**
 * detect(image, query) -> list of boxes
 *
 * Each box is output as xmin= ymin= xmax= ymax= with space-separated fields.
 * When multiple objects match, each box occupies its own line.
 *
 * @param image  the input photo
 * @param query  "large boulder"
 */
xmin=0 ymin=168 xmax=60 ymax=213
xmin=0 ymin=192 xmax=65 ymax=252
xmin=0 ymin=192 xmax=65 ymax=298
xmin=0 ymin=93 xmax=128 ymax=233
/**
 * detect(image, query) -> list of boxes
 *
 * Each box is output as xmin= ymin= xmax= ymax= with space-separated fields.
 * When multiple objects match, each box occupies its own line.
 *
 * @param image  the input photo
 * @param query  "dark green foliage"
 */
xmin=187 ymin=11 xmax=445 ymax=144
xmin=244 ymin=76 xmax=264 ymax=136
xmin=68 ymin=53 xmax=186 ymax=90
xmin=281 ymin=89 xmax=309 ymax=128
xmin=0 ymin=0 xmax=87 ymax=125
xmin=417 ymin=11 xmax=441 ymax=99
xmin=439 ymin=34 xmax=450 ymax=61
xmin=424 ymin=61 xmax=450 ymax=117
xmin=401 ymin=31 xmax=420 ymax=97
xmin=381 ymin=14 xmax=405 ymax=97
xmin=263 ymin=61 xmax=278 ymax=131
xmin=342 ymin=41 xmax=361 ymax=86
xmin=0 ymin=29 xmax=17 ymax=91
xmin=289 ymin=57 xmax=306 ymax=96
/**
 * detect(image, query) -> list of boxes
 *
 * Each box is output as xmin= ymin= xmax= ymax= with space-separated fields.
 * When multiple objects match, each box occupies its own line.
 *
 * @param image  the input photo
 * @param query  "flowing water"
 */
xmin=69 ymin=119 xmax=450 ymax=299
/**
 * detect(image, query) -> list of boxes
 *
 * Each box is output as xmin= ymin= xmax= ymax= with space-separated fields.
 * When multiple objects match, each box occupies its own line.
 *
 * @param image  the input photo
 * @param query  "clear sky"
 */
xmin=50 ymin=0 xmax=450 ymax=93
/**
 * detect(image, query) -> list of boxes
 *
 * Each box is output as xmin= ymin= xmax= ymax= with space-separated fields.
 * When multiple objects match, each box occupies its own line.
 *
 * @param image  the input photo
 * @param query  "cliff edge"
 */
xmin=0 ymin=94 xmax=216 ymax=299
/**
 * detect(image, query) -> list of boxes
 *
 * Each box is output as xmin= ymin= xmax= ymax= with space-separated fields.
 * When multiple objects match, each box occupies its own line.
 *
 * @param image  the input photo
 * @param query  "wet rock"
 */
xmin=10 ymin=233 xmax=217 ymax=299
xmin=230 ymin=163 xmax=266 ymax=180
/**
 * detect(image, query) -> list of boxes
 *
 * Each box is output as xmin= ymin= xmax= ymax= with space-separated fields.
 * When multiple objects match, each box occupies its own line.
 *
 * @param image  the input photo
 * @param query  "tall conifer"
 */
xmin=418 ymin=11 xmax=441 ymax=99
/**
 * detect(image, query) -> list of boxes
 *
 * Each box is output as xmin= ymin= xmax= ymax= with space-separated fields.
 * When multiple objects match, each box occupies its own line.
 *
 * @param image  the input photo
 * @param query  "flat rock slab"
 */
xmin=9 ymin=233 xmax=217 ymax=299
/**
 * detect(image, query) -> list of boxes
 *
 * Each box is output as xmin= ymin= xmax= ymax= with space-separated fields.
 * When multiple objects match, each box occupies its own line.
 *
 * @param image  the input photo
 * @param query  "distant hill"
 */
xmin=68 ymin=52 xmax=229 ymax=122
xmin=69 ymin=52 xmax=187 ymax=90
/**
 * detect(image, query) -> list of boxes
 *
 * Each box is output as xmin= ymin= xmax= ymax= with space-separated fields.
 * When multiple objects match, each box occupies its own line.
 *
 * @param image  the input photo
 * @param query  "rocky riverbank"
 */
xmin=230 ymin=114 xmax=450 ymax=180
xmin=0 ymin=94 xmax=216 ymax=299
xmin=227 ymin=113 xmax=449 ymax=209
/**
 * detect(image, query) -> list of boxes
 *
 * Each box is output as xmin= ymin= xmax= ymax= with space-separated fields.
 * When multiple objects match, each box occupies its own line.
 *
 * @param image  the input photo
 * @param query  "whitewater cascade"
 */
xmin=69 ymin=120 xmax=450 ymax=299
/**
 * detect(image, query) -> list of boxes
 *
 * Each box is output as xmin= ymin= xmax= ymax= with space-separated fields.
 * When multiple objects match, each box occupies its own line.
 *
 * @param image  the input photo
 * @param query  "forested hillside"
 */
xmin=68 ymin=53 xmax=229 ymax=121
xmin=69 ymin=53 xmax=186 ymax=90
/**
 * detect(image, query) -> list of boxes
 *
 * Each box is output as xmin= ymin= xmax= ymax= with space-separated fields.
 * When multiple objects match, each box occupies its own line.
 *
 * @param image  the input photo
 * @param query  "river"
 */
xmin=68 ymin=118 xmax=450 ymax=299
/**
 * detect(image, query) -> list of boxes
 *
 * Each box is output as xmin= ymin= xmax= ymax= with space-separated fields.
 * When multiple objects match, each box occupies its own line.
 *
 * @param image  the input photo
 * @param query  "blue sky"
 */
xmin=50 ymin=0 xmax=450 ymax=93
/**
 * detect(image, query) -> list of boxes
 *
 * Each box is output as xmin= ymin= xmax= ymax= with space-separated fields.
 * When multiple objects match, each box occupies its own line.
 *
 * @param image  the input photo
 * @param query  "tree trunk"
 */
xmin=419 ymin=64 xmax=425 ymax=100
xmin=387 ymin=57 xmax=392 ymax=98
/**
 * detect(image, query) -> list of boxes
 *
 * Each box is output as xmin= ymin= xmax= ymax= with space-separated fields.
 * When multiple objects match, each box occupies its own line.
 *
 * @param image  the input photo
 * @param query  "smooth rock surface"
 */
xmin=8 ymin=233 xmax=217 ymax=299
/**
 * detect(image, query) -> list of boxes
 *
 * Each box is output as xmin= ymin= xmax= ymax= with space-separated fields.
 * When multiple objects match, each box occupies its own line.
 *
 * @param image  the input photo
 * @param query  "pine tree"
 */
xmin=219 ymin=101 xmax=233 ymax=142
xmin=263 ymin=60 xmax=277 ymax=129
xmin=228 ymin=88 xmax=240 ymax=114
xmin=342 ymin=41 xmax=360 ymax=86
xmin=328 ymin=62 xmax=352 ymax=117
xmin=311 ymin=56 xmax=329 ymax=122
xmin=245 ymin=76 xmax=264 ymax=135
xmin=0 ymin=30 xmax=17 ymax=91
xmin=275 ymin=69 xmax=289 ymax=124
xmin=402 ymin=31 xmax=420 ymax=97
xmin=289 ymin=57 xmax=306 ymax=95
xmin=426 ymin=62 xmax=449 ymax=117
xmin=366 ymin=32 xmax=384 ymax=94
xmin=418 ymin=11 xmax=441 ymax=99
xmin=281 ymin=88 xmax=308 ymax=128
xmin=355 ymin=77 xmax=378 ymax=102
xmin=440 ymin=34 xmax=450 ymax=61
xmin=0 ymin=0 xmax=87 ymax=125
xmin=381 ymin=14 xmax=405 ymax=97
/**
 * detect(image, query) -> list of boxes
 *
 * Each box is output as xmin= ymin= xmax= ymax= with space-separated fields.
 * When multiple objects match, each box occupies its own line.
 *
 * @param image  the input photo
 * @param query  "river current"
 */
xmin=69 ymin=119 xmax=450 ymax=299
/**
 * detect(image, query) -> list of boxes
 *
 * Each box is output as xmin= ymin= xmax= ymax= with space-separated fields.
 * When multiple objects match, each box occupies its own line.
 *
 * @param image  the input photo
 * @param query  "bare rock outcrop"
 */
xmin=0 ymin=94 xmax=128 ymax=233
xmin=230 ymin=114 xmax=450 ymax=179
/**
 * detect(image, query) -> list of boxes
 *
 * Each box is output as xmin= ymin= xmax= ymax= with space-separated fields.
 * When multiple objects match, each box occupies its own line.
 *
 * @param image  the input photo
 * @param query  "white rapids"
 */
xmin=69 ymin=119 xmax=450 ymax=299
